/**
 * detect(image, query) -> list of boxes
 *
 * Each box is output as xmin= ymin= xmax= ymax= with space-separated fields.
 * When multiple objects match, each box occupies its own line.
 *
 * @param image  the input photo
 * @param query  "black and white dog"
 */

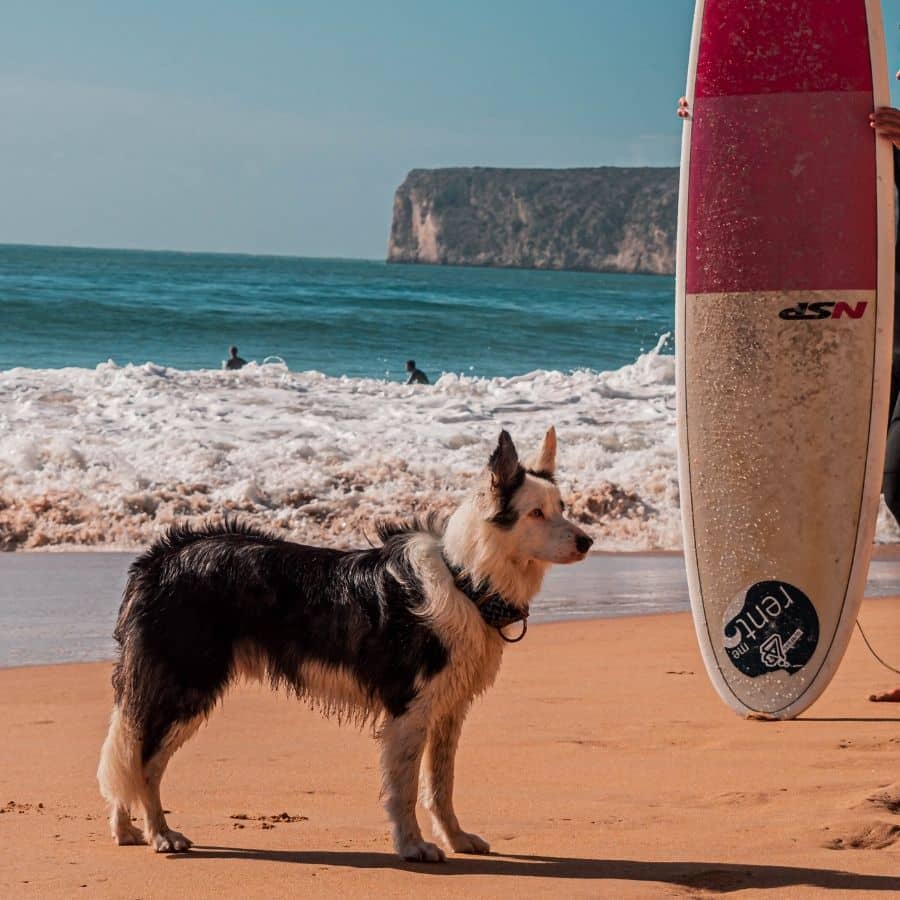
xmin=98 ymin=427 xmax=593 ymax=862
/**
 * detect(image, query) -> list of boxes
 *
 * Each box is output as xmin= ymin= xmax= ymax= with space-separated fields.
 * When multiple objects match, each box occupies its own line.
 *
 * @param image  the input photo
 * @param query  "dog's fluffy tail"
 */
xmin=97 ymin=706 xmax=143 ymax=809
xmin=375 ymin=512 xmax=446 ymax=543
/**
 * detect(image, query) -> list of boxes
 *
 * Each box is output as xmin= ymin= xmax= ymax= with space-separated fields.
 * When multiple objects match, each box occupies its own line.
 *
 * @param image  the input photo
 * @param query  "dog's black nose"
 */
xmin=576 ymin=535 xmax=593 ymax=554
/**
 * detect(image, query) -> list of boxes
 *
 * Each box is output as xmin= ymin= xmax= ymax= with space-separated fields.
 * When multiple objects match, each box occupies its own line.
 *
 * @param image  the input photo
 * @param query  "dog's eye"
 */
xmin=529 ymin=508 xmax=544 ymax=519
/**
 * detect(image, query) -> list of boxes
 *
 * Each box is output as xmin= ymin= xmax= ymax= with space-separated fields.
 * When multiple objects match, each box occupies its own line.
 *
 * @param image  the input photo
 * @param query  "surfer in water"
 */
xmin=405 ymin=359 xmax=429 ymax=385
xmin=869 ymin=87 xmax=900 ymax=702
xmin=224 ymin=345 xmax=247 ymax=370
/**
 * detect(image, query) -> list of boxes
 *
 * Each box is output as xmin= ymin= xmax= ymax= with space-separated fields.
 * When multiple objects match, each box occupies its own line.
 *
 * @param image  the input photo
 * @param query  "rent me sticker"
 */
xmin=722 ymin=581 xmax=819 ymax=678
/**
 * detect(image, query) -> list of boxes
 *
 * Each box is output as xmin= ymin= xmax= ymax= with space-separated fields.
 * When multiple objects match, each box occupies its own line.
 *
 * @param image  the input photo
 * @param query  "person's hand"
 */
xmin=871 ymin=107 xmax=900 ymax=150
xmin=677 ymin=97 xmax=690 ymax=119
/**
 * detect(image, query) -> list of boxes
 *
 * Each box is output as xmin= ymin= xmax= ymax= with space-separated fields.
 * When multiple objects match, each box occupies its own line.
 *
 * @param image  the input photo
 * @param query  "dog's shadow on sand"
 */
xmin=172 ymin=847 xmax=900 ymax=892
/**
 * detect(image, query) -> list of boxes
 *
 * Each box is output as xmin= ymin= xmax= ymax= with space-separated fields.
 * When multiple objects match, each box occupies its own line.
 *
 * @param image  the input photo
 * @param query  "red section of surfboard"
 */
xmin=695 ymin=0 xmax=872 ymax=96
xmin=685 ymin=0 xmax=877 ymax=295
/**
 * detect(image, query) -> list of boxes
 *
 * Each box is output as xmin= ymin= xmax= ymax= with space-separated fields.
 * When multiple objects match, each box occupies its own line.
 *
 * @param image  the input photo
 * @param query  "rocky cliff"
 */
xmin=387 ymin=166 xmax=678 ymax=275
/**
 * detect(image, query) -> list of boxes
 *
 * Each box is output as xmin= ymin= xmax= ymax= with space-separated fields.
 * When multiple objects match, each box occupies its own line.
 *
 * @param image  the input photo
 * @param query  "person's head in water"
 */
xmin=225 ymin=345 xmax=247 ymax=370
xmin=406 ymin=359 xmax=416 ymax=372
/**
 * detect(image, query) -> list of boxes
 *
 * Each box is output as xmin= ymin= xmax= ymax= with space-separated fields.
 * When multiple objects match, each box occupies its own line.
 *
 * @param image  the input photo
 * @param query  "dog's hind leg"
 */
xmin=421 ymin=705 xmax=490 ymax=855
xmin=137 ymin=716 xmax=204 ymax=852
xmin=97 ymin=708 xmax=146 ymax=845
xmin=98 ymin=706 xmax=203 ymax=851
xmin=379 ymin=708 xmax=444 ymax=862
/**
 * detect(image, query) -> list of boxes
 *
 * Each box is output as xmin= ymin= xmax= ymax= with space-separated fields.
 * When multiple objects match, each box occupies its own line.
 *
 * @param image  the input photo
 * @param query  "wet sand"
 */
xmin=7 ymin=549 xmax=900 ymax=667
xmin=1 ymin=600 xmax=899 ymax=897
xmin=2 ymin=551 xmax=694 ymax=666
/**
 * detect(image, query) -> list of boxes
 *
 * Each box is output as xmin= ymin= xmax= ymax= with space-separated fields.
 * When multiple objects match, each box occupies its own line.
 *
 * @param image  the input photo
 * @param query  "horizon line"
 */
xmin=0 ymin=240 xmax=384 ymax=264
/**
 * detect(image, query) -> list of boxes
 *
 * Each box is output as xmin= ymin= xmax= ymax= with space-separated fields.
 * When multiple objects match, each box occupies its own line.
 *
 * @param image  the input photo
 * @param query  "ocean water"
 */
xmin=2 ymin=244 xmax=899 ymax=553
xmin=0 ymin=244 xmax=674 ymax=377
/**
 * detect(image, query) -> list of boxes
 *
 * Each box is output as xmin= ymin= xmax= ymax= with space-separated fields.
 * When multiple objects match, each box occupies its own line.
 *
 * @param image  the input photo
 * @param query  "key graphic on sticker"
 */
xmin=759 ymin=629 xmax=804 ymax=670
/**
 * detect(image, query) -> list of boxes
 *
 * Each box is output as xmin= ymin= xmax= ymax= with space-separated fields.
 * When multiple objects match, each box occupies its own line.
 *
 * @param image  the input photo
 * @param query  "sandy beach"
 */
xmin=2 ymin=599 xmax=899 ymax=898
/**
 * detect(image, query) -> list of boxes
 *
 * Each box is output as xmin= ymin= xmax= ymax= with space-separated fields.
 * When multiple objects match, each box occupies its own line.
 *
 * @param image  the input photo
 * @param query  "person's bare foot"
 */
xmin=868 ymin=686 xmax=900 ymax=702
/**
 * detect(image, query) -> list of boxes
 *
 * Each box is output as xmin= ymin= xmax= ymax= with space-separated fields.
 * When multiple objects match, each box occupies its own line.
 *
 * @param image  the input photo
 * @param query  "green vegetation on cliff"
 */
xmin=388 ymin=167 xmax=677 ymax=275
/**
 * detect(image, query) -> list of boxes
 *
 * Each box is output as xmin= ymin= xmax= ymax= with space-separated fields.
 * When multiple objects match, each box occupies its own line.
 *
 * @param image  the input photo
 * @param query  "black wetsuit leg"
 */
xmin=885 ymin=366 xmax=900 ymax=525
xmin=883 ymin=148 xmax=900 ymax=525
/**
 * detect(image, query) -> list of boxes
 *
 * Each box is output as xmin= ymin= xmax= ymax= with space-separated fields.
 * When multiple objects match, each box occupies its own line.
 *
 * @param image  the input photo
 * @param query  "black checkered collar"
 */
xmin=442 ymin=554 xmax=528 ymax=643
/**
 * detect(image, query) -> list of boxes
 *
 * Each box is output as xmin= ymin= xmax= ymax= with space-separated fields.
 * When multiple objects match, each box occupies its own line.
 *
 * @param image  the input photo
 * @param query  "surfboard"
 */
xmin=676 ymin=0 xmax=895 ymax=719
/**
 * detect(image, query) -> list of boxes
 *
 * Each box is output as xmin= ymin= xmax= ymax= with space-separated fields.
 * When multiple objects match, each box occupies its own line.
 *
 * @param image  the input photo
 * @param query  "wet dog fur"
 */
xmin=97 ymin=427 xmax=593 ymax=861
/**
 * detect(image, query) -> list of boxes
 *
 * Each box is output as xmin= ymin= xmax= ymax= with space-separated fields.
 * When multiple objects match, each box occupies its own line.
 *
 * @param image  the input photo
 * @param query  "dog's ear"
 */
xmin=528 ymin=426 xmax=557 ymax=476
xmin=488 ymin=430 xmax=521 ymax=492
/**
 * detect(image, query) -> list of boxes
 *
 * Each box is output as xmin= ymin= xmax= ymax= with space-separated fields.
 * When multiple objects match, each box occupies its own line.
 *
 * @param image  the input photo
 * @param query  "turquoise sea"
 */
xmin=0 ymin=244 xmax=675 ymax=377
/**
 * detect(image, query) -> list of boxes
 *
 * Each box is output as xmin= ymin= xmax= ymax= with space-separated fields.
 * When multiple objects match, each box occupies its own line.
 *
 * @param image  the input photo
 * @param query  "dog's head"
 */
xmin=479 ymin=427 xmax=593 ymax=565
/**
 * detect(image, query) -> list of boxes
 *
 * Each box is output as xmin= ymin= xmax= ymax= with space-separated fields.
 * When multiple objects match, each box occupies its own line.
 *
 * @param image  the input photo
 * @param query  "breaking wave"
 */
xmin=3 ymin=335 xmax=892 ymax=551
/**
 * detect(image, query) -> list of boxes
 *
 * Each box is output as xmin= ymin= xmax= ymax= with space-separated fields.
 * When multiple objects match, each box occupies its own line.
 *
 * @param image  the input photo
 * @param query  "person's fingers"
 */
xmin=871 ymin=117 xmax=900 ymax=135
xmin=868 ymin=106 xmax=900 ymax=146
xmin=870 ymin=109 xmax=900 ymax=134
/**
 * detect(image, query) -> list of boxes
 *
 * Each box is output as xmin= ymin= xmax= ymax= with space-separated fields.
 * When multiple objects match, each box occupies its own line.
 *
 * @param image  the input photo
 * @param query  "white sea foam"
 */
xmin=1 ymin=336 xmax=894 ymax=551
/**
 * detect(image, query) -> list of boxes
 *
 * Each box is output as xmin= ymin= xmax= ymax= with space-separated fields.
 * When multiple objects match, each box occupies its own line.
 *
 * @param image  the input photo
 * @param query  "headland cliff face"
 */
xmin=387 ymin=167 xmax=677 ymax=275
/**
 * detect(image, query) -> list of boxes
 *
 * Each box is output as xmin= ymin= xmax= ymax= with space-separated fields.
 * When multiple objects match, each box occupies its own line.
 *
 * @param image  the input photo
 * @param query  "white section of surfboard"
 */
xmin=675 ymin=0 xmax=895 ymax=719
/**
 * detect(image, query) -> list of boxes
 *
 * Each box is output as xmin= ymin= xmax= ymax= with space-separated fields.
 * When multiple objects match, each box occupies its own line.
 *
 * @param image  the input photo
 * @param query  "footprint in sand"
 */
xmin=823 ymin=783 xmax=900 ymax=850
xmin=823 ymin=822 xmax=900 ymax=850
xmin=863 ymin=785 xmax=900 ymax=815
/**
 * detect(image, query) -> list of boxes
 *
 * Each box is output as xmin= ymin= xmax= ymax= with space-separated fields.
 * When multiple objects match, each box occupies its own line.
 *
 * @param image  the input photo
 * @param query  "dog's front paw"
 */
xmin=449 ymin=831 xmax=490 ymax=854
xmin=149 ymin=830 xmax=193 ymax=853
xmin=399 ymin=839 xmax=446 ymax=863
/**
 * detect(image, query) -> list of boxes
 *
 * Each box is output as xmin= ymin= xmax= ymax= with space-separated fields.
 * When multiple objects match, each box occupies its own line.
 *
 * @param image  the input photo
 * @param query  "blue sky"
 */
xmin=1 ymin=1 xmax=898 ymax=258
